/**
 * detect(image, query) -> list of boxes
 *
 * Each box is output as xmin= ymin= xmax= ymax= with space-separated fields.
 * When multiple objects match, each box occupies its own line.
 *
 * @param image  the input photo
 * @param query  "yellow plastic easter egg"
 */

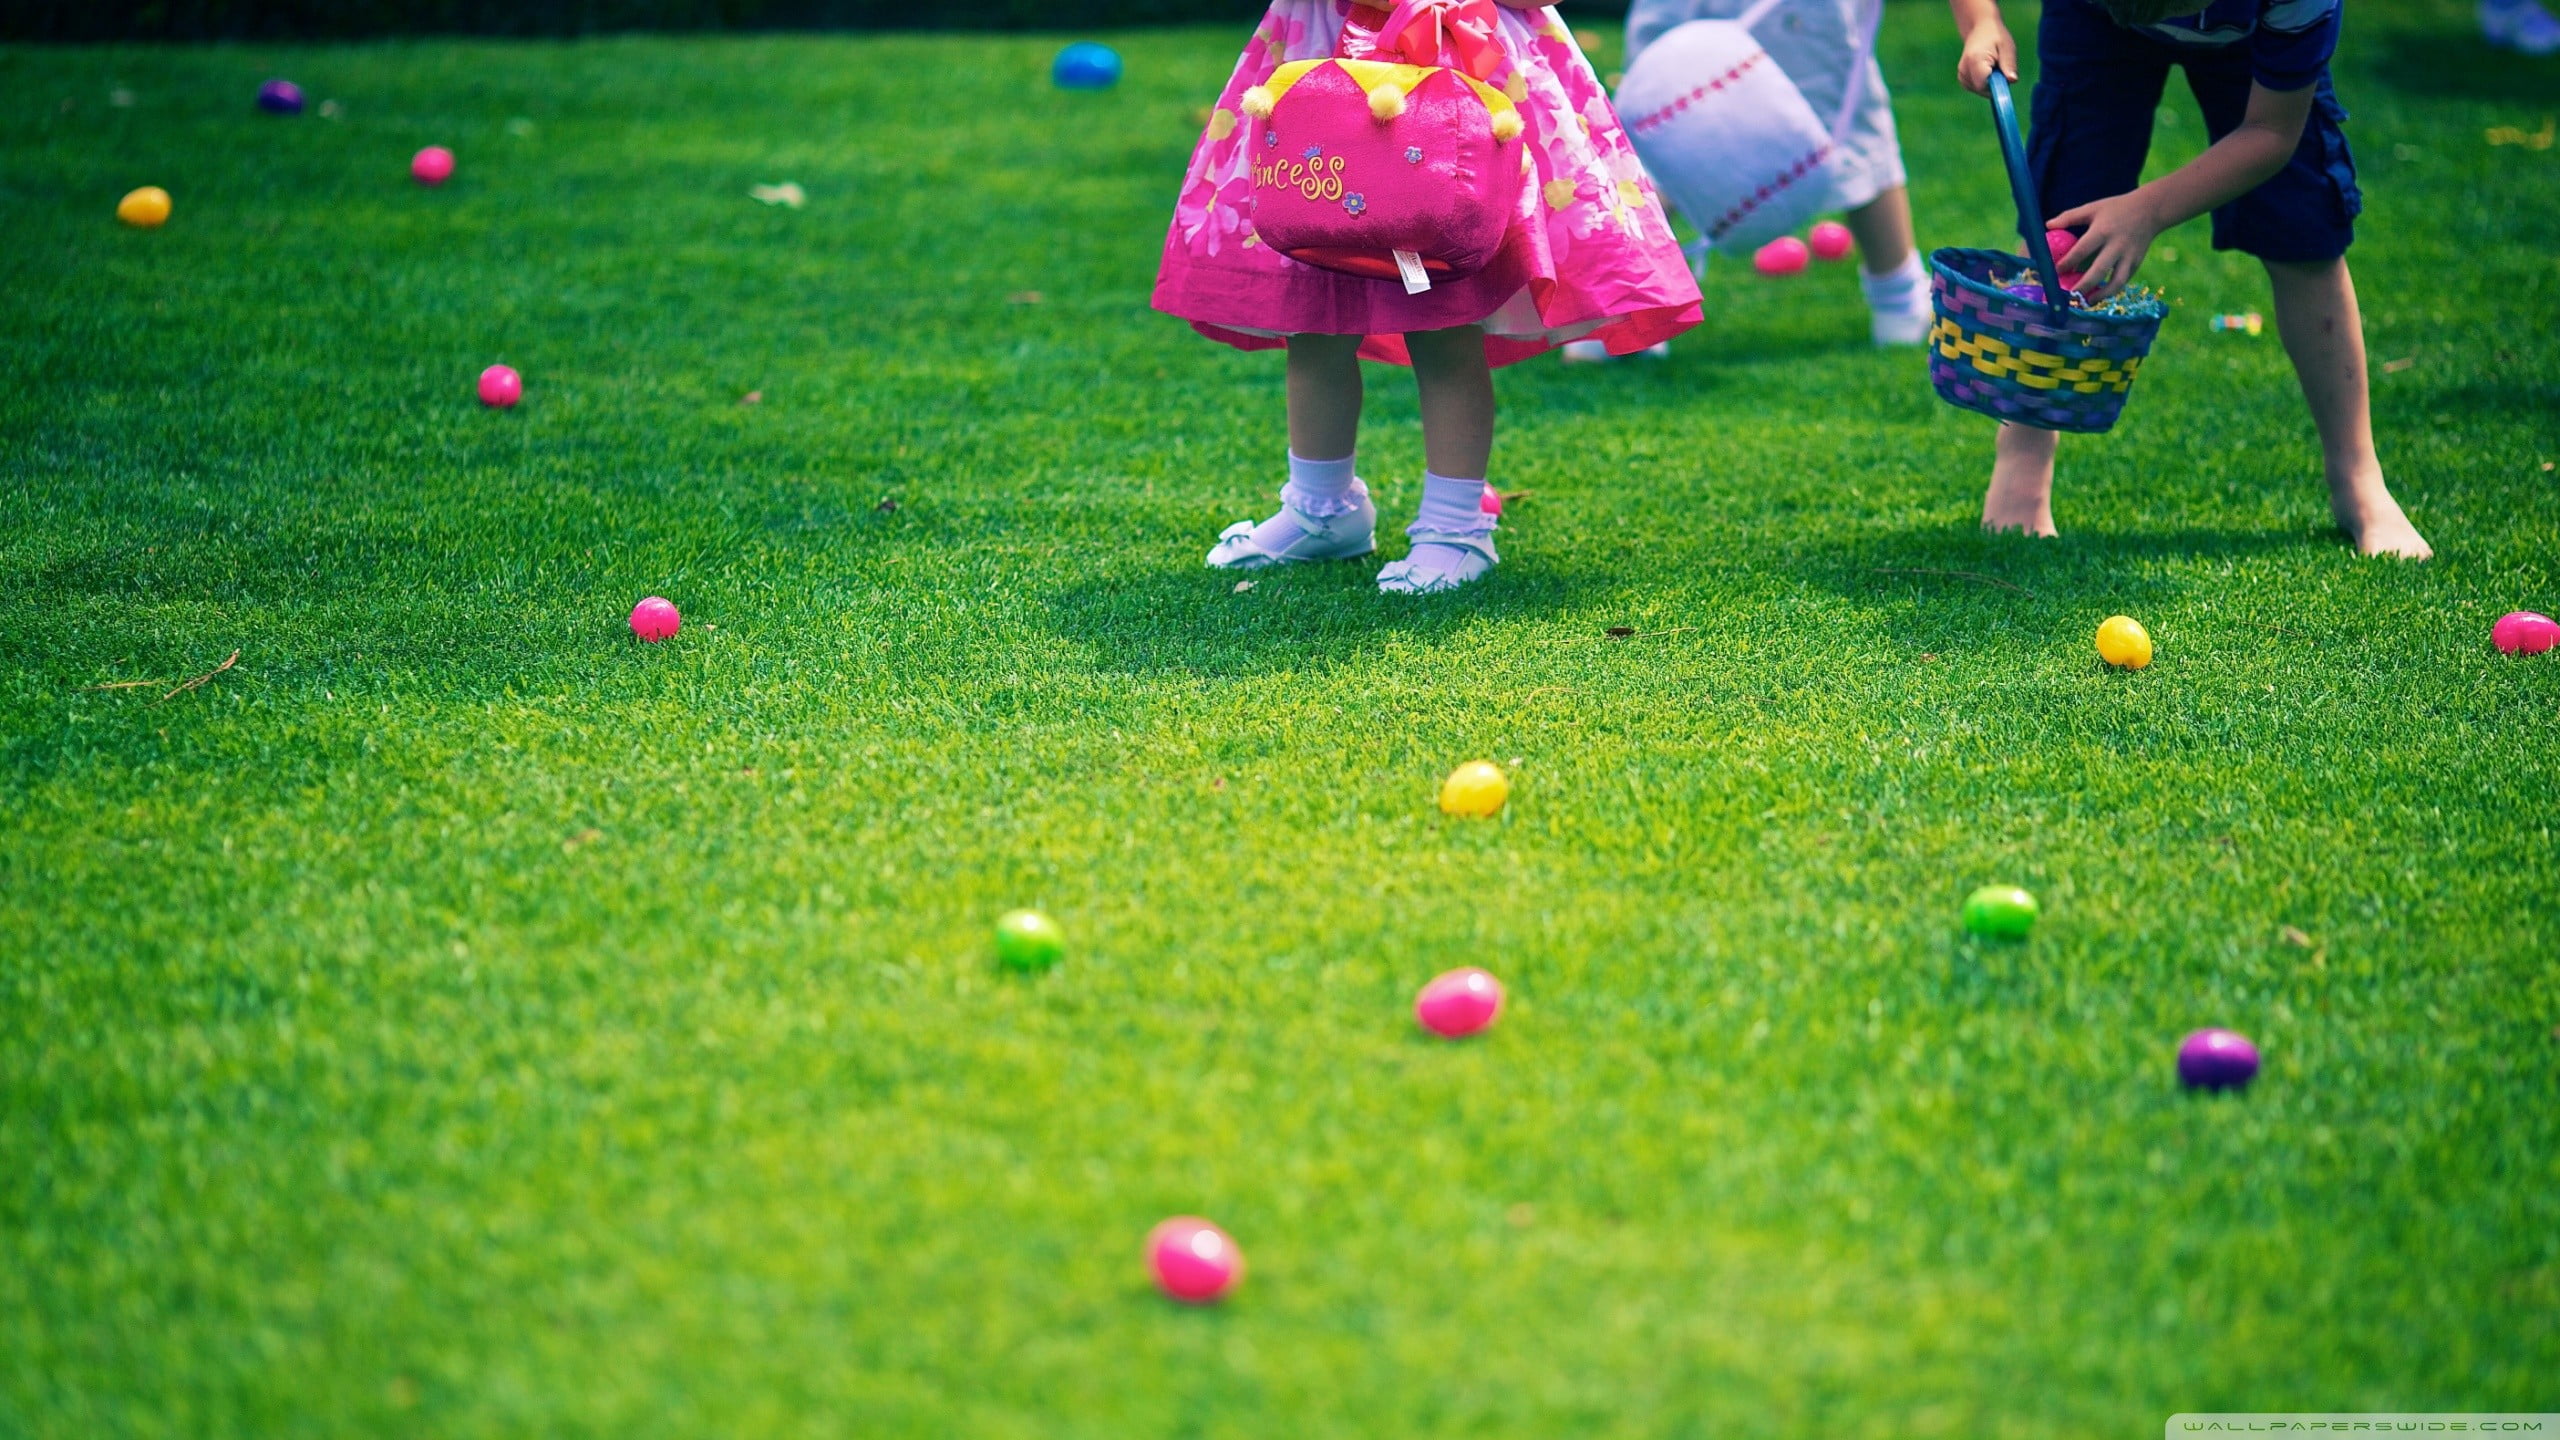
xmin=117 ymin=186 xmax=171 ymax=228
xmin=2096 ymin=615 xmax=2153 ymax=670
xmin=1438 ymin=760 xmax=1509 ymax=818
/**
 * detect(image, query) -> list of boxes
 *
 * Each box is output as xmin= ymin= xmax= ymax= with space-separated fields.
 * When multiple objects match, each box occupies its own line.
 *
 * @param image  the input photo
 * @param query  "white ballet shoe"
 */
xmin=1205 ymin=483 xmax=1377 ymax=569
xmin=1376 ymin=528 xmax=1499 ymax=595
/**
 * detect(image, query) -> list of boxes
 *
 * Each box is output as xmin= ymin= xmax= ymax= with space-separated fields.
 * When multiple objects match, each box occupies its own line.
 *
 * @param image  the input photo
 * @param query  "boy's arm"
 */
xmin=2049 ymin=80 xmax=2318 ymax=298
xmin=1949 ymin=0 xmax=2018 ymax=96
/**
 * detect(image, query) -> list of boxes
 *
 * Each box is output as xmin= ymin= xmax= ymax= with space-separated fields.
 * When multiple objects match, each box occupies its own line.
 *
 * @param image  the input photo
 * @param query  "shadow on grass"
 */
xmin=1780 ymin=517 xmax=2328 ymax=609
xmin=2366 ymin=28 xmax=2560 ymax=103
xmin=1036 ymin=548 xmax=1605 ymax=678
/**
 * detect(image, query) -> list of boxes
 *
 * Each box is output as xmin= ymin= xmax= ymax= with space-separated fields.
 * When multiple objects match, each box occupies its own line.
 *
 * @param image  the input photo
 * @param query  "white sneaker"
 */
xmin=2483 ymin=0 xmax=2560 ymax=53
xmin=1205 ymin=483 xmax=1377 ymax=569
xmin=1872 ymin=300 xmax=1936 ymax=347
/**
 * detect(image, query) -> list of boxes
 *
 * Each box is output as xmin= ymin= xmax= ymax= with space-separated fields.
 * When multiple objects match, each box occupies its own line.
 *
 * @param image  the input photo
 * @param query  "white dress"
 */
xmin=1623 ymin=0 xmax=1909 ymax=211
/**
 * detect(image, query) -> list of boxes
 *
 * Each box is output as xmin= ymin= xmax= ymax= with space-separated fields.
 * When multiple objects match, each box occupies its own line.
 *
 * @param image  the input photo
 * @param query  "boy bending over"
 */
xmin=1948 ymin=0 xmax=2431 ymax=558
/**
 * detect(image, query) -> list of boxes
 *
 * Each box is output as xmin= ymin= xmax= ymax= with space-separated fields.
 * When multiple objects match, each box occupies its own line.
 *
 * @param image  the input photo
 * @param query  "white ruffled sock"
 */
xmin=1281 ymin=452 xmax=1359 ymax=516
xmin=1377 ymin=471 xmax=1498 ymax=595
xmin=1229 ymin=451 xmax=1364 ymax=555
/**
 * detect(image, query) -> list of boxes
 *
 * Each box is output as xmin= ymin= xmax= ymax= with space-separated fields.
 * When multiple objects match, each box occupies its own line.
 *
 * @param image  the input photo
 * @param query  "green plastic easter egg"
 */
xmin=994 ymin=909 xmax=1065 ymax=971
xmin=1962 ymin=885 xmax=2039 ymax=939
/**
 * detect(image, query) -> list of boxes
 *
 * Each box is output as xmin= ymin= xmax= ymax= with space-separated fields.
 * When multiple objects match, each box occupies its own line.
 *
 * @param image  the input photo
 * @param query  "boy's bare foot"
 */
xmin=2330 ymin=478 xmax=2433 ymax=560
xmin=1982 ymin=478 xmax=2057 ymax=536
xmin=1983 ymin=423 xmax=2060 ymax=536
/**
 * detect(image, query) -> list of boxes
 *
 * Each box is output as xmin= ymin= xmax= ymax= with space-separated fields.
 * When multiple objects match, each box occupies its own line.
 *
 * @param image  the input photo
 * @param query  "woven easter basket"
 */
xmin=1927 ymin=247 xmax=2166 ymax=433
xmin=1927 ymin=72 xmax=2169 ymax=434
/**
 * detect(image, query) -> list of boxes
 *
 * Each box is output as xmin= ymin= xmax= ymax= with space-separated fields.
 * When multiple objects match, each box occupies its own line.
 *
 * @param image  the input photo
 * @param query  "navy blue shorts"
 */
xmin=2028 ymin=0 xmax=2363 ymax=263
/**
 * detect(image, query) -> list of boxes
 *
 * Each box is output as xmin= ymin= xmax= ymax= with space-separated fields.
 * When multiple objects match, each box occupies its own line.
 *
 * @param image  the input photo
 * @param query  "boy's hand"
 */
xmin=2046 ymin=193 xmax=2163 ymax=301
xmin=1955 ymin=14 xmax=2017 ymax=96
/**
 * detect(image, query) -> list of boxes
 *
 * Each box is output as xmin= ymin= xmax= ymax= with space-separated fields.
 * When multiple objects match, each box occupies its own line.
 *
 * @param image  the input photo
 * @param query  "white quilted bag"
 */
xmin=1617 ymin=0 xmax=1881 ymax=255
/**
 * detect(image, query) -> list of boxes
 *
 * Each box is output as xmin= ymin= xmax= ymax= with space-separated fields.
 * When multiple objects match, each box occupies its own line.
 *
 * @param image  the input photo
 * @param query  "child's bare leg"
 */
xmin=1984 ymin=423 xmax=2060 ymax=536
xmin=1409 ymin=326 xmax=1494 ymax=479
xmin=2263 ymin=257 xmax=2431 ymax=560
xmin=1287 ymin=332 xmax=1363 ymax=460
xmin=1846 ymin=186 xmax=1933 ymax=344
xmin=1843 ymin=186 xmax=1915 ymax=273
xmin=1380 ymin=326 xmax=1500 ymax=594
xmin=1205 ymin=334 xmax=1378 ymax=569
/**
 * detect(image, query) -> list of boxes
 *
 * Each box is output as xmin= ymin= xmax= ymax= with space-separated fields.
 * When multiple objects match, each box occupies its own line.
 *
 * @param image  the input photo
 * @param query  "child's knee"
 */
xmin=1405 ymin=326 xmax=1486 ymax=368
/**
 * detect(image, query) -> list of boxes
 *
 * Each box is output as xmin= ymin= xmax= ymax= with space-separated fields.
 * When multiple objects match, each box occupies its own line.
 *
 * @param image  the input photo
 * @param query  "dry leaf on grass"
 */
xmin=155 ymin=651 xmax=239 ymax=702
xmin=748 ymin=182 xmax=805 ymax=209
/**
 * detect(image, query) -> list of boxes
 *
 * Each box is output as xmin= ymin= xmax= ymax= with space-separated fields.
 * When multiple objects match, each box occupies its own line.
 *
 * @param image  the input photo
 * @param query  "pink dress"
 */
xmin=1152 ymin=1 xmax=1705 ymax=368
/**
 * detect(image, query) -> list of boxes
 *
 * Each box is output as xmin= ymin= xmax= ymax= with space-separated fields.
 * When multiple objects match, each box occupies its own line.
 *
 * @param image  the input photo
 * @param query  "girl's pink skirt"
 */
xmin=1152 ymin=1 xmax=1705 ymax=368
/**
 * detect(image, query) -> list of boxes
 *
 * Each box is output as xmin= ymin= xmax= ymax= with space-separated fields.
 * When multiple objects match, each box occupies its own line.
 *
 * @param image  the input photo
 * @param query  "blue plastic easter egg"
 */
xmin=1052 ymin=42 xmax=1123 ymax=91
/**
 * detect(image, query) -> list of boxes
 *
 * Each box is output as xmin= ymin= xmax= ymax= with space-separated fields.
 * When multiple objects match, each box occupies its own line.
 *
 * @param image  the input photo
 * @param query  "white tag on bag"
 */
xmin=1393 ymin=249 xmax=1432 ymax=294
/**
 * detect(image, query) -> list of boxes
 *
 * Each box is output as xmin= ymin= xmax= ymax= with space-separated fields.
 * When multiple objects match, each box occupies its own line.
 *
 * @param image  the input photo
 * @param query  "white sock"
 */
xmin=1379 ymin=471 xmax=1497 ymax=594
xmin=1860 ymin=249 xmax=1929 ymax=315
xmin=1409 ymin=471 xmax=1489 ymax=536
xmin=1281 ymin=451 xmax=1361 ymax=518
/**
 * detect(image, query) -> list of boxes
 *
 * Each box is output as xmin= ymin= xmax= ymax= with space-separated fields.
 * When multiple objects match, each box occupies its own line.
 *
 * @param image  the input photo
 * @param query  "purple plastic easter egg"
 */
xmin=2491 ymin=610 xmax=2558 ymax=656
xmin=412 ymin=146 xmax=455 ymax=186
xmin=629 ymin=596 xmax=681 ymax=642
xmin=1808 ymin=220 xmax=1854 ymax=261
xmin=1146 ymin=1216 xmax=1242 ymax=1303
xmin=257 ymin=79 xmax=305 ymax=115
xmin=1415 ymin=967 xmax=1503 ymax=1038
xmin=2176 ymin=1028 xmax=2260 ymax=1091
xmin=478 ymin=364 xmax=521 ymax=408
xmin=1753 ymin=236 xmax=1810 ymax=278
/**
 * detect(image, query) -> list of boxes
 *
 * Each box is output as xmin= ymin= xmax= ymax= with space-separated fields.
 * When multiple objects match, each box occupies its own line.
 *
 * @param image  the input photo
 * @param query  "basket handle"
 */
xmin=1987 ymin=71 xmax=2067 ymax=320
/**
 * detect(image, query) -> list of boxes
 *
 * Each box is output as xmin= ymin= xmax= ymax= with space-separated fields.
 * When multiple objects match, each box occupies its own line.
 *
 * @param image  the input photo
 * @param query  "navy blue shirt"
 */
xmin=2134 ymin=0 xmax=2341 ymax=89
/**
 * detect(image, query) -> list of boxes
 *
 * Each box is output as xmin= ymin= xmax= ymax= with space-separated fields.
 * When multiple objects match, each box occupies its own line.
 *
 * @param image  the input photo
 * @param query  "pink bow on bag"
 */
xmin=1344 ymin=0 xmax=1506 ymax=82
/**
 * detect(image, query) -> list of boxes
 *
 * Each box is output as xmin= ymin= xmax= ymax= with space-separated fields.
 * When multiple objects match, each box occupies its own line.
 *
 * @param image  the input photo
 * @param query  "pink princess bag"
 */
xmin=1238 ymin=0 xmax=1532 ymax=294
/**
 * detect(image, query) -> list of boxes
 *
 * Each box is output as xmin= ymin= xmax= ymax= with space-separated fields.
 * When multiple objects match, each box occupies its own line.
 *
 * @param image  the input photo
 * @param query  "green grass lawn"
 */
xmin=4 ymin=6 xmax=2558 ymax=1435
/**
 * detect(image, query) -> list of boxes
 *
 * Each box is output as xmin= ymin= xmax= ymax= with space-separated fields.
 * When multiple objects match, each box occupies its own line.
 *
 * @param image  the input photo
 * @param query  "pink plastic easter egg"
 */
xmin=2492 ymin=610 xmax=2558 ymax=656
xmin=1753 ymin=236 xmax=1810 ymax=277
xmin=1480 ymin=486 xmax=1502 ymax=518
xmin=1808 ymin=220 xmax=1854 ymax=262
xmin=629 ymin=596 xmax=681 ymax=642
xmin=2043 ymin=228 xmax=2087 ymax=291
xmin=1146 ymin=1216 xmax=1242 ymax=1304
xmin=412 ymin=146 xmax=455 ymax=186
xmin=1414 ymin=967 xmax=1504 ymax=1038
xmin=477 ymin=363 xmax=521 ymax=408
